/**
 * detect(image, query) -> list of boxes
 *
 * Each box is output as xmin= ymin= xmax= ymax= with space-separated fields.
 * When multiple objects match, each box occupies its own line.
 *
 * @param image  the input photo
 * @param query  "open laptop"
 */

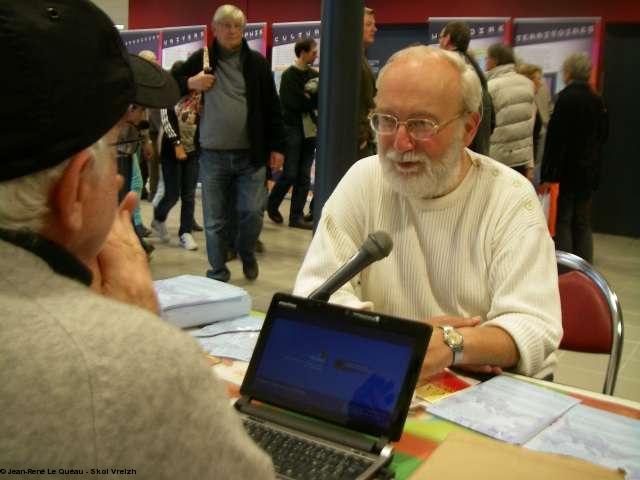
xmin=235 ymin=293 xmax=432 ymax=480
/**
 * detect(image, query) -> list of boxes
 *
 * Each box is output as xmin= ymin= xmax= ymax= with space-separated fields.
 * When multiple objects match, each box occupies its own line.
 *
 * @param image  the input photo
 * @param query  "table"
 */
xmin=208 ymin=357 xmax=640 ymax=480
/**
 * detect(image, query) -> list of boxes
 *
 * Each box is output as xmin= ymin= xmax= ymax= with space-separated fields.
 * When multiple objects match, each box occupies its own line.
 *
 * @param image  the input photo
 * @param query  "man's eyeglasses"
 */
xmin=369 ymin=112 xmax=465 ymax=141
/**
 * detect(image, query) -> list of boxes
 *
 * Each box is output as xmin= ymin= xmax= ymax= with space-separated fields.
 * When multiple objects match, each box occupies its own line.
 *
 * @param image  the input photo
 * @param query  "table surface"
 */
xmin=209 ymin=357 xmax=640 ymax=480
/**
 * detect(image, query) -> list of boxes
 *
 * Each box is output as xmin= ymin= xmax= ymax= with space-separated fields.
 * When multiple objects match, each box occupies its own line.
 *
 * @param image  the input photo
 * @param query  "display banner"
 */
xmin=245 ymin=22 xmax=267 ymax=55
xmin=120 ymin=29 xmax=161 ymax=58
xmin=161 ymin=26 xmax=207 ymax=70
xmin=428 ymin=17 xmax=510 ymax=71
xmin=365 ymin=23 xmax=429 ymax=76
xmin=513 ymin=18 xmax=601 ymax=94
xmin=272 ymin=21 xmax=321 ymax=91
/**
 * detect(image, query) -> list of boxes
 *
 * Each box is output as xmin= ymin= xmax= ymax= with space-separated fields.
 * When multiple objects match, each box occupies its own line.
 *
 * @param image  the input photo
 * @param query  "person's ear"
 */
xmin=50 ymin=149 xmax=93 ymax=234
xmin=462 ymin=111 xmax=481 ymax=147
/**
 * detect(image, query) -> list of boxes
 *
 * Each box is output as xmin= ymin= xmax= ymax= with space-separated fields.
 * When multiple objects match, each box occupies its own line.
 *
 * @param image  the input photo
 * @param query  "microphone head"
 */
xmin=363 ymin=231 xmax=393 ymax=260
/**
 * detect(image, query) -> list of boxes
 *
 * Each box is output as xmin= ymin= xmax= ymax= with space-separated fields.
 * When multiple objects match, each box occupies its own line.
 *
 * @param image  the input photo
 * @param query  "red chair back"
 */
xmin=558 ymin=271 xmax=613 ymax=354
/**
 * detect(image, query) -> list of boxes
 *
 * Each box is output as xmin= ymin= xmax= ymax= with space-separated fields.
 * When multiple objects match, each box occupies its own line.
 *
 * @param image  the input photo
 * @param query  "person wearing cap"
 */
xmin=173 ymin=4 xmax=286 ymax=283
xmin=0 ymin=1 xmax=275 ymax=477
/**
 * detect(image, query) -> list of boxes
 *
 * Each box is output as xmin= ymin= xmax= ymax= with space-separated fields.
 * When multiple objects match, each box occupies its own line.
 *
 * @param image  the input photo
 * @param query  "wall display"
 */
xmin=365 ymin=24 xmax=429 ymax=76
xmin=161 ymin=26 xmax=207 ymax=70
xmin=120 ymin=29 xmax=161 ymax=58
xmin=244 ymin=22 xmax=267 ymax=56
xmin=428 ymin=17 xmax=510 ymax=72
xmin=513 ymin=18 xmax=601 ymax=94
xmin=272 ymin=21 xmax=321 ymax=91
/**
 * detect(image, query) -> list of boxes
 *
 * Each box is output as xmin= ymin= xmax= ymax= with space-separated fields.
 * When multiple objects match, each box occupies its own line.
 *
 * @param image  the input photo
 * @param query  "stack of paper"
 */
xmin=154 ymin=275 xmax=251 ymax=328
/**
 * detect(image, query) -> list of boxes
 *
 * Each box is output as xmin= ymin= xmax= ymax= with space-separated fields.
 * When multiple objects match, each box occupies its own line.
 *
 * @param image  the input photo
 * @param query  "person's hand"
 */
xmin=89 ymin=192 xmax=159 ymax=314
xmin=537 ymin=182 xmax=551 ymax=194
xmin=270 ymin=151 xmax=284 ymax=172
xmin=174 ymin=143 xmax=187 ymax=161
xmin=525 ymin=167 xmax=534 ymax=182
xmin=418 ymin=316 xmax=482 ymax=382
xmin=187 ymin=71 xmax=216 ymax=92
xmin=142 ymin=141 xmax=153 ymax=161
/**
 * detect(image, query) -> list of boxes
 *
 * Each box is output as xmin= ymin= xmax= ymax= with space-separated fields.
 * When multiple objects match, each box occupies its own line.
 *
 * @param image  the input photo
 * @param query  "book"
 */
xmin=154 ymin=274 xmax=251 ymax=328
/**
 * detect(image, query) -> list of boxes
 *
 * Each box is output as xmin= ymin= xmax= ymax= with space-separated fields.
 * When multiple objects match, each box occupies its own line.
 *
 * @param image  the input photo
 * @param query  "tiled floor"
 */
xmin=142 ymin=197 xmax=640 ymax=403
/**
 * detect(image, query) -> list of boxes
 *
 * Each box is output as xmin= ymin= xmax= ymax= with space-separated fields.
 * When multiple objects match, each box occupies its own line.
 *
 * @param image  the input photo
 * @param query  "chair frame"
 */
xmin=556 ymin=250 xmax=624 ymax=395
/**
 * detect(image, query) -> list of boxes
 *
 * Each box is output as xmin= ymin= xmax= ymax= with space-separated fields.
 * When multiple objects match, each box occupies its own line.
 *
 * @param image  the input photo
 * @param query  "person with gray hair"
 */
xmin=294 ymin=46 xmax=561 ymax=381
xmin=486 ymin=43 xmax=536 ymax=180
xmin=172 ymin=4 xmax=286 ymax=283
xmin=541 ymin=53 xmax=608 ymax=263
xmin=0 ymin=1 xmax=275 ymax=476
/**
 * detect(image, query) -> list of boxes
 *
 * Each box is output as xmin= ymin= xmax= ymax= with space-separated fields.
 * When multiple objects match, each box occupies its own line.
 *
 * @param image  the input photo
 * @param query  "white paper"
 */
xmin=154 ymin=274 xmax=247 ymax=310
xmin=525 ymin=404 xmax=640 ymax=479
xmin=192 ymin=316 xmax=263 ymax=362
xmin=427 ymin=375 xmax=581 ymax=444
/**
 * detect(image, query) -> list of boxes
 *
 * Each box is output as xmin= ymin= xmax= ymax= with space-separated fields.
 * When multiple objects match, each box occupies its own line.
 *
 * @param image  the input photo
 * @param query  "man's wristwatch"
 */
xmin=439 ymin=325 xmax=464 ymax=366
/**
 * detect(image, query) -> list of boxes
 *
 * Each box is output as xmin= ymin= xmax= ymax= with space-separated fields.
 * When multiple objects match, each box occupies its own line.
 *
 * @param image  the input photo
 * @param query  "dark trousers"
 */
xmin=555 ymin=191 xmax=593 ymax=264
xmin=268 ymin=126 xmax=315 ymax=222
xmin=154 ymin=150 xmax=198 ymax=236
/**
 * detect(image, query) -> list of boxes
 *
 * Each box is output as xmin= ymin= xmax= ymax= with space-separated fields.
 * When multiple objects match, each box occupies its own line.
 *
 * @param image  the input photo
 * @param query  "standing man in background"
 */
xmin=173 ymin=4 xmax=286 ymax=283
xmin=357 ymin=6 xmax=378 ymax=160
xmin=439 ymin=21 xmax=495 ymax=156
xmin=268 ymin=38 xmax=319 ymax=231
xmin=486 ymin=43 xmax=536 ymax=180
xmin=541 ymin=53 xmax=608 ymax=264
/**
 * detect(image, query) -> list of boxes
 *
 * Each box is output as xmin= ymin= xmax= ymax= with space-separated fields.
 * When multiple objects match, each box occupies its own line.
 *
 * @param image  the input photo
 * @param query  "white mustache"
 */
xmin=384 ymin=150 xmax=430 ymax=165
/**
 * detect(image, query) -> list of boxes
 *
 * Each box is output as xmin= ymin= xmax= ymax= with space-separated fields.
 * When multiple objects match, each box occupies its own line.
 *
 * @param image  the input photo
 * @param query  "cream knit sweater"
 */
xmin=294 ymin=151 xmax=562 ymax=378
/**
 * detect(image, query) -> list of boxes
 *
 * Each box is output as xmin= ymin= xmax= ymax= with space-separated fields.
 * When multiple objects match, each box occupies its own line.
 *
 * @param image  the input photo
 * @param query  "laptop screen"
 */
xmin=241 ymin=293 xmax=431 ymax=440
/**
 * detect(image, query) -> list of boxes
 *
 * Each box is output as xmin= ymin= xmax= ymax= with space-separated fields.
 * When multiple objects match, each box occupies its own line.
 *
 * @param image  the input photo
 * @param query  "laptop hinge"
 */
xmin=235 ymin=396 xmax=388 ymax=454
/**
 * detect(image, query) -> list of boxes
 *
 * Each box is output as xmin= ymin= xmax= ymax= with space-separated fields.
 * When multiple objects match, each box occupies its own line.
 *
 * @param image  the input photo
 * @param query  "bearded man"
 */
xmin=293 ymin=46 xmax=562 ymax=381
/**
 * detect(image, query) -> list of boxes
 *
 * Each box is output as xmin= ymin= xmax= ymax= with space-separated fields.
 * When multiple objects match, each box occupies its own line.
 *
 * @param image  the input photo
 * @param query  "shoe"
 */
xmin=256 ymin=240 xmax=265 ymax=253
xmin=242 ymin=259 xmax=259 ymax=280
xmin=289 ymin=218 xmax=313 ymax=230
xmin=179 ymin=233 xmax=198 ymax=251
xmin=267 ymin=208 xmax=283 ymax=224
xmin=303 ymin=213 xmax=313 ymax=222
xmin=151 ymin=219 xmax=170 ymax=243
xmin=192 ymin=220 xmax=203 ymax=232
xmin=206 ymin=268 xmax=231 ymax=283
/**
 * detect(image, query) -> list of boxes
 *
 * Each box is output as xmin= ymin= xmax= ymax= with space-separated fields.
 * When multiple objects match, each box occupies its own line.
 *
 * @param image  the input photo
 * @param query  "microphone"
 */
xmin=309 ymin=231 xmax=393 ymax=302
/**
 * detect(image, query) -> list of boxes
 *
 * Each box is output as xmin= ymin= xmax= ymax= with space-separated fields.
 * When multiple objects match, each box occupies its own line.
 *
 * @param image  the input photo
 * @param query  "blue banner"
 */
xmin=245 ymin=22 xmax=267 ymax=55
xmin=120 ymin=29 xmax=160 ymax=57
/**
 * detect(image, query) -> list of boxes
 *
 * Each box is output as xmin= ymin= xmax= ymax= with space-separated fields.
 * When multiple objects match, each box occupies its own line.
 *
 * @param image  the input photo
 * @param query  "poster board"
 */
xmin=365 ymin=23 xmax=429 ymax=76
xmin=428 ymin=17 xmax=510 ymax=72
xmin=513 ymin=18 xmax=601 ymax=94
xmin=272 ymin=21 xmax=321 ymax=91
xmin=161 ymin=25 xmax=207 ymax=70
xmin=120 ymin=28 xmax=161 ymax=58
xmin=245 ymin=22 xmax=267 ymax=56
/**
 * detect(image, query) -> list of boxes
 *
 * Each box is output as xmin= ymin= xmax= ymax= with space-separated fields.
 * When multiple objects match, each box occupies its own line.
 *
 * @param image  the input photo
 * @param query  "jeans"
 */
xmin=555 ymin=191 xmax=593 ymax=264
xmin=268 ymin=126 xmax=315 ymax=222
xmin=154 ymin=150 xmax=199 ymax=236
xmin=199 ymin=149 xmax=265 ymax=278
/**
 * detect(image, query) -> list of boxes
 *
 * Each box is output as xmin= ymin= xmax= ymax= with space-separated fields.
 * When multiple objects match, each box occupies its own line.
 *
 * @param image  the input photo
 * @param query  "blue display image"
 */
xmin=253 ymin=317 xmax=413 ymax=430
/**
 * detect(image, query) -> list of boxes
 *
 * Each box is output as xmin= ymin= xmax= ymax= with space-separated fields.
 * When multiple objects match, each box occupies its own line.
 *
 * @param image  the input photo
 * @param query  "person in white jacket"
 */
xmin=486 ymin=43 xmax=536 ymax=181
xmin=294 ymin=46 xmax=561 ymax=382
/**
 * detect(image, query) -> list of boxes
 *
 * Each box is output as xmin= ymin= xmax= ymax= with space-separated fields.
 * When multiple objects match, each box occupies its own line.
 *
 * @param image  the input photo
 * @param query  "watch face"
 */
xmin=446 ymin=329 xmax=463 ymax=347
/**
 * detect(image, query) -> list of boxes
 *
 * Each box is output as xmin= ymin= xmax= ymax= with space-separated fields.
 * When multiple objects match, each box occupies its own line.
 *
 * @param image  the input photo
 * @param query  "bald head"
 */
xmin=376 ymin=46 xmax=481 ymax=115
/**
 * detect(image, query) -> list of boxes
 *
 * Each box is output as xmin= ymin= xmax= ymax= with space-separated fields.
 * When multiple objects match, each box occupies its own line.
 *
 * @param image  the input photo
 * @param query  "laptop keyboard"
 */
xmin=243 ymin=418 xmax=375 ymax=480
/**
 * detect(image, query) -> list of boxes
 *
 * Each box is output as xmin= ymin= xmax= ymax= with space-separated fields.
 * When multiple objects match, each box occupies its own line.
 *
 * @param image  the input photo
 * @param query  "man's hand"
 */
xmin=419 ymin=316 xmax=481 ymax=382
xmin=187 ymin=71 xmax=216 ymax=92
xmin=175 ymin=144 xmax=187 ymax=161
xmin=270 ymin=151 xmax=284 ymax=173
xmin=89 ymin=192 xmax=159 ymax=314
xmin=142 ymin=141 xmax=153 ymax=161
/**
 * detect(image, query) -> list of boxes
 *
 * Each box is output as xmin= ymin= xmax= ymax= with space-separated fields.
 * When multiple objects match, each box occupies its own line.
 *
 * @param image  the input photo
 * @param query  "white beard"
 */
xmin=379 ymin=132 xmax=465 ymax=199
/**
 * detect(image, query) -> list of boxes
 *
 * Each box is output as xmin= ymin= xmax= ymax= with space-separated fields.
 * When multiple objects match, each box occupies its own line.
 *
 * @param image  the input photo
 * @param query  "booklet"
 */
xmin=154 ymin=274 xmax=251 ymax=328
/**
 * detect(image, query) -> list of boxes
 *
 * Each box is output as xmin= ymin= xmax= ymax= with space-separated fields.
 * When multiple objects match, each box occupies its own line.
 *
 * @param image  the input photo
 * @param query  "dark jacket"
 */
xmin=463 ymin=51 xmax=495 ymax=156
xmin=541 ymin=81 xmax=608 ymax=195
xmin=279 ymin=65 xmax=319 ymax=129
xmin=173 ymin=38 xmax=286 ymax=168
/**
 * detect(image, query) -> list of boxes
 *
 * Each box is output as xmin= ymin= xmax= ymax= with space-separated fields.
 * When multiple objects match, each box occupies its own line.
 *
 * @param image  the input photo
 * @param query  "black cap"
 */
xmin=0 ymin=0 xmax=180 ymax=182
